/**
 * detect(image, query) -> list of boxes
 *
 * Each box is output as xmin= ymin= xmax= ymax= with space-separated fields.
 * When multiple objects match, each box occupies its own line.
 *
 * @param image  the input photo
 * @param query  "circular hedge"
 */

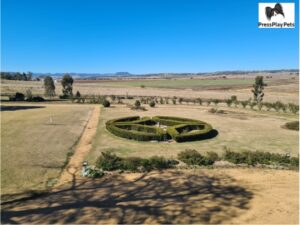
xmin=106 ymin=116 xmax=215 ymax=142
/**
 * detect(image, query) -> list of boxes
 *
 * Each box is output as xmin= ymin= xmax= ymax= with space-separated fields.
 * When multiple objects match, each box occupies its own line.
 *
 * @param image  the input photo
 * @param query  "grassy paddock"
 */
xmin=1 ymin=103 xmax=92 ymax=195
xmin=87 ymin=104 xmax=298 ymax=164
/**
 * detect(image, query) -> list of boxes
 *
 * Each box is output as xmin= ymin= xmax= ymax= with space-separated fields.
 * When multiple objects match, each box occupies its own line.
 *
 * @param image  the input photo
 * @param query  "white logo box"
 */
xmin=258 ymin=3 xmax=295 ymax=28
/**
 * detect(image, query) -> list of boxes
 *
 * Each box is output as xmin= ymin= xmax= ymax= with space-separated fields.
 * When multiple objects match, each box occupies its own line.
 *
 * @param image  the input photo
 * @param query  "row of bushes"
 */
xmin=95 ymin=150 xmax=299 ymax=172
xmin=223 ymin=149 xmax=299 ymax=167
xmin=8 ymin=92 xmax=45 ymax=102
xmin=96 ymin=152 xmax=178 ymax=172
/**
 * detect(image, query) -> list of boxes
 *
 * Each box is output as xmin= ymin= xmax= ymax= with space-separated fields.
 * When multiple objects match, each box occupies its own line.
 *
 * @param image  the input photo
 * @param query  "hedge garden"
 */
xmin=106 ymin=116 xmax=216 ymax=142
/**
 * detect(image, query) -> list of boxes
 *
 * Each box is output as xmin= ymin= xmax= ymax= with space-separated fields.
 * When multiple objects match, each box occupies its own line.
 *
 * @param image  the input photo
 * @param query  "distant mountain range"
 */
xmin=31 ymin=69 xmax=299 ymax=79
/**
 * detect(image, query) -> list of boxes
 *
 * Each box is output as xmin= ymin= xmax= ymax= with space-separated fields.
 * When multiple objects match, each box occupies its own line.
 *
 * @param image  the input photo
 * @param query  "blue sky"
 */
xmin=1 ymin=0 xmax=299 ymax=74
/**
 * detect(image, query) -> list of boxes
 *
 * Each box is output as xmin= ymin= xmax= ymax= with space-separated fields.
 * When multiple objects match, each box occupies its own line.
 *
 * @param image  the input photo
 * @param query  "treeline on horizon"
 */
xmin=1 ymin=69 xmax=298 ymax=81
xmin=1 ymin=72 xmax=33 ymax=81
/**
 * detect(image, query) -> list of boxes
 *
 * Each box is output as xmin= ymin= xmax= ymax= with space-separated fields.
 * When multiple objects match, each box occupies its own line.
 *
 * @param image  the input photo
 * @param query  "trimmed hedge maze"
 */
xmin=106 ymin=116 xmax=216 ymax=142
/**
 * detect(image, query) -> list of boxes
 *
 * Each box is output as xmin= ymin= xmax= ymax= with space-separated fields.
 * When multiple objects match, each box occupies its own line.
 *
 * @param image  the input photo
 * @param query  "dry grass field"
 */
xmin=1 ymin=73 xmax=298 ymax=103
xmin=87 ymin=104 xmax=298 ymax=164
xmin=1 ymin=103 xmax=93 ymax=195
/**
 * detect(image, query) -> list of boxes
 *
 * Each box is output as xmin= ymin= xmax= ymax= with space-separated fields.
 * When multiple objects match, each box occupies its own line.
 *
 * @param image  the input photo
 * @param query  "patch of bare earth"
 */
xmin=56 ymin=106 xmax=100 ymax=187
xmin=1 ymin=169 xmax=298 ymax=224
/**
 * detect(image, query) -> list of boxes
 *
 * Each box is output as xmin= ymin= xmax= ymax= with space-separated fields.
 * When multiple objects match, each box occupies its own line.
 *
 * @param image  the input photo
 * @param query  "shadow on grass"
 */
xmin=0 ymin=105 xmax=46 ymax=111
xmin=1 ymin=170 xmax=253 ymax=224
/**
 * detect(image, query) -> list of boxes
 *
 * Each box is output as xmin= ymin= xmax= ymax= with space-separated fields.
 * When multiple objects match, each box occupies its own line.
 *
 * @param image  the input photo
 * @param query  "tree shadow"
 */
xmin=1 ymin=170 xmax=253 ymax=224
xmin=0 ymin=105 xmax=45 ymax=111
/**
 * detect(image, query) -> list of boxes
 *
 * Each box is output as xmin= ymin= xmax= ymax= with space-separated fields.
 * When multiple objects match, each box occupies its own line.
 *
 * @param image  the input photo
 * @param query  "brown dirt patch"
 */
xmin=56 ymin=106 xmax=100 ymax=186
xmin=1 ymin=168 xmax=298 ymax=224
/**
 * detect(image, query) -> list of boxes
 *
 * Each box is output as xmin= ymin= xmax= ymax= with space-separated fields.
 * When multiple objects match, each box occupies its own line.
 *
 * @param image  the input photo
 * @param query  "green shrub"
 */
xmin=283 ymin=121 xmax=299 ymax=131
xmin=96 ymin=151 xmax=123 ymax=171
xmin=263 ymin=102 xmax=273 ymax=111
xmin=288 ymin=103 xmax=299 ymax=114
xmin=134 ymin=100 xmax=141 ymax=107
xmin=15 ymin=92 xmax=25 ymax=101
xmin=208 ymin=108 xmax=218 ymax=113
xmin=290 ymin=157 xmax=299 ymax=167
xmin=96 ymin=152 xmax=177 ymax=172
xmin=122 ymin=157 xmax=145 ymax=171
xmin=76 ymin=91 xmax=81 ymax=98
xmin=102 ymin=99 xmax=110 ymax=107
xmin=224 ymin=150 xmax=299 ymax=167
xmin=240 ymin=101 xmax=248 ymax=109
xmin=212 ymin=99 xmax=220 ymax=106
xmin=88 ymin=168 xmax=104 ymax=178
xmin=223 ymin=150 xmax=247 ymax=164
xmin=225 ymin=99 xmax=232 ymax=107
xmin=148 ymin=156 xmax=176 ymax=170
xmin=149 ymin=101 xmax=155 ymax=107
xmin=30 ymin=96 xmax=45 ymax=102
xmin=177 ymin=149 xmax=214 ymax=166
xmin=206 ymin=151 xmax=219 ymax=162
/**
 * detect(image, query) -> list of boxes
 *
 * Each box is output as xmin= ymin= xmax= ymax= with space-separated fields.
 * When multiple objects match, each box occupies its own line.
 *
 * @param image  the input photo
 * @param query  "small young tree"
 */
xmin=165 ymin=97 xmax=169 ymax=104
xmin=212 ymin=99 xmax=220 ymax=106
xmin=172 ymin=98 xmax=176 ymax=105
xmin=197 ymin=98 xmax=202 ymax=105
xmin=76 ymin=91 xmax=81 ymax=98
xmin=149 ymin=101 xmax=155 ymax=107
xmin=230 ymin=95 xmax=238 ymax=107
xmin=288 ymin=103 xmax=299 ymax=114
xmin=160 ymin=98 xmax=164 ymax=104
xmin=252 ymin=76 xmax=266 ymax=104
xmin=61 ymin=74 xmax=73 ymax=97
xmin=225 ymin=99 xmax=232 ymax=107
xmin=240 ymin=101 xmax=248 ymax=109
xmin=44 ymin=76 xmax=56 ymax=97
xmin=102 ymin=99 xmax=110 ymax=107
xmin=25 ymin=89 xmax=33 ymax=100
xmin=110 ymin=95 xmax=116 ymax=102
xmin=178 ymin=98 xmax=183 ymax=104
xmin=134 ymin=100 xmax=141 ymax=108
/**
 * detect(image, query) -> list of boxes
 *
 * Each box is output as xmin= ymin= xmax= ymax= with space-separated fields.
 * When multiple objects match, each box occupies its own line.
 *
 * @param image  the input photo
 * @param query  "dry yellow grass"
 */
xmin=1 ymin=73 xmax=298 ymax=103
xmin=1 ymin=103 xmax=93 ymax=195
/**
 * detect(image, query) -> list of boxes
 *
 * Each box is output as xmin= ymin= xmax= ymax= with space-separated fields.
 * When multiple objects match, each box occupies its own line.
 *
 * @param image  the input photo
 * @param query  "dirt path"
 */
xmin=56 ymin=106 xmax=100 ymax=187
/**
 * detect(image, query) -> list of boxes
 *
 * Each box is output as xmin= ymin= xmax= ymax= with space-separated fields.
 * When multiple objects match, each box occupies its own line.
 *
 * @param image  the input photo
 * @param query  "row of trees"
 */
xmin=41 ymin=74 xmax=298 ymax=114
xmin=44 ymin=74 xmax=74 ymax=97
xmin=1 ymin=72 xmax=33 ymax=81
